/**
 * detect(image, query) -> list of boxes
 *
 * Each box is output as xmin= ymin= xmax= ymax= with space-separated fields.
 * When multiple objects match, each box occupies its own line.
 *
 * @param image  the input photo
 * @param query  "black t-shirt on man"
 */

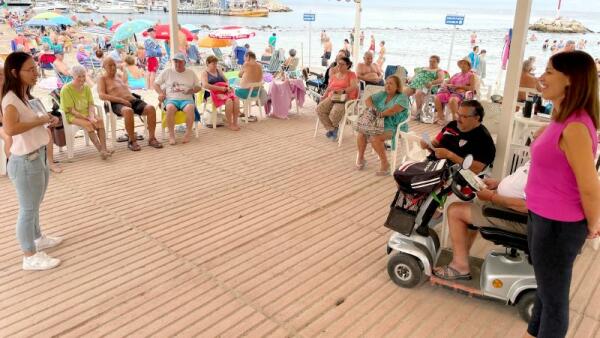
xmin=429 ymin=120 xmax=496 ymax=166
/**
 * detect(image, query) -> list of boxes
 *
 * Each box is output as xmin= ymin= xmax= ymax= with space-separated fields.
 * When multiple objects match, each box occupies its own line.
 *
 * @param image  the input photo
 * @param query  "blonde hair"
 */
xmin=387 ymin=75 xmax=403 ymax=93
xmin=124 ymin=55 xmax=136 ymax=66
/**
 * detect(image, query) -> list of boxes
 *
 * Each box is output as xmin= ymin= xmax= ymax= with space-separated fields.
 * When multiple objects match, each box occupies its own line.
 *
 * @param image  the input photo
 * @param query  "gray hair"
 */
xmin=42 ymin=43 xmax=50 ymax=51
xmin=71 ymin=65 xmax=87 ymax=77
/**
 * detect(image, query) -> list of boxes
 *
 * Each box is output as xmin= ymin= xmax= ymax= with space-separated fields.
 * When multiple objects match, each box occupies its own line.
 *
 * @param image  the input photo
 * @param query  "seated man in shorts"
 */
xmin=154 ymin=53 xmax=201 ymax=145
xmin=236 ymin=51 xmax=263 ymax=100
xmin=422 ymin=100 xmax=495 ymax=174
xmin=356 ymin=51 xmax=384 ymax=87
xmin=98 ymin=57 xmax=162 ymax=151
xmin=434 ymin=162 xmax=529 ymax=280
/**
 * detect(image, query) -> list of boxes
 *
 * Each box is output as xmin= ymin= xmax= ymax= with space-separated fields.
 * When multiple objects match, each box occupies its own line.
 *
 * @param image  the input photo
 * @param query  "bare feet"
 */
xmin=168 ymin=137 xmax=177 ymax=146
xmin=182 ymin=132 xmax=192 ymax=144
xmin=228 ymin=124 xmax=241 ymax=131
xmin=100 ymin=151 xmax=110 ymax=160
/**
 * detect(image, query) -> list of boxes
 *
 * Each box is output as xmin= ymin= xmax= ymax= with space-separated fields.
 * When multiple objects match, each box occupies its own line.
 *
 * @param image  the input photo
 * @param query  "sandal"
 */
xmin=148 ymin=138 xmax=163 ymax=149
xmin=355 ymin=159 xmax=367 ymax=171
xmin=433 ymin=265 xmax=472 ymax=281
xmin=49 ymin=163 xmax=63 ymax=173
xmin=127 ymin=141 xmax=141 ymax=152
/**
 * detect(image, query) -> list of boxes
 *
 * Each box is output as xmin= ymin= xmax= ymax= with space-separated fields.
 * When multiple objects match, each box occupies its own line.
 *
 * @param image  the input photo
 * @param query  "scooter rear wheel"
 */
xmin=387 ymin=253 xmax=423 ymax=288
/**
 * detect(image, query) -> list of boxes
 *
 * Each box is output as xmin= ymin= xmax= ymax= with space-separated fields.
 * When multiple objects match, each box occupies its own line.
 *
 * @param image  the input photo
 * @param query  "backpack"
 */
xmin=394 ymin=159 xmax=448 ymax=194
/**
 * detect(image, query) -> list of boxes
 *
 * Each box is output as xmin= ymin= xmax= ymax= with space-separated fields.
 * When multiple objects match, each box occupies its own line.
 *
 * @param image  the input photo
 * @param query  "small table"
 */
xmin=512 ymin=112 xmax=550 ymax=145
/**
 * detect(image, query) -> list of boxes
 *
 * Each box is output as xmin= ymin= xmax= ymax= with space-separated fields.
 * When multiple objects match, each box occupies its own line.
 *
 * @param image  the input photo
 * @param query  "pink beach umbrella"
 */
xmin=209 ymin=26 xmax=256 ymax=40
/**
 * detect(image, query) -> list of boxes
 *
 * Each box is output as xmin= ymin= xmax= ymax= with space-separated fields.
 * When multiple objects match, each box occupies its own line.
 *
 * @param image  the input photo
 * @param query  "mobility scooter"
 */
xmin=384 ymin=156 xmax=537 ymax=322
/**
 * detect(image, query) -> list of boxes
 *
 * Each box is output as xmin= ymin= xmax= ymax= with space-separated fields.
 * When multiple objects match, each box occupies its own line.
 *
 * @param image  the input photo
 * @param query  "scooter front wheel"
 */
xmin=387 ymin=253 xmax=423 ymax=288
xmin=517 ymin=290 xmax=536 ymax=323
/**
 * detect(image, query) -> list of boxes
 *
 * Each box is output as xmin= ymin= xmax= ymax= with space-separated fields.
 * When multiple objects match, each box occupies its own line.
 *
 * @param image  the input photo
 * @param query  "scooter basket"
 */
xmin=384 ymin=207 xmax=417 ymax=236
xmin=384 ymin=190 xmax=421 ymax=236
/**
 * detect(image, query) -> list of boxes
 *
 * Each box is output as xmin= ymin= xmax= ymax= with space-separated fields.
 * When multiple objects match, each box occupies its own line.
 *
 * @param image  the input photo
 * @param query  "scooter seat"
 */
xmin=479 ymin=227 xmax=529 ymax=254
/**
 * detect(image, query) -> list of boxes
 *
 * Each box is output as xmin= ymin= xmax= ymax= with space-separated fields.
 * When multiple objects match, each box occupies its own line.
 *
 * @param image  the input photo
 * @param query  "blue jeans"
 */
xmin=7 ymin=147 xmax=49 ymax=253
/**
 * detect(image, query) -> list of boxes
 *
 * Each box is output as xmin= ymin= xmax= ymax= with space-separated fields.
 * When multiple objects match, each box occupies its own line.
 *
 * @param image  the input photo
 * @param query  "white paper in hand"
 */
xmin=422 ymin=132 xmax=434 ymax=150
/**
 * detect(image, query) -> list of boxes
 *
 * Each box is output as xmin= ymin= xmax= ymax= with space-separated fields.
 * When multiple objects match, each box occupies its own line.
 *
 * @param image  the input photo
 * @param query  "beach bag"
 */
xmin=354 ymin=107 xmax=384 ymax=136
xmin=331 ymin=92 xmax=347 ymax=104
xmin=394 ymin=159 xmax=448 ymax=194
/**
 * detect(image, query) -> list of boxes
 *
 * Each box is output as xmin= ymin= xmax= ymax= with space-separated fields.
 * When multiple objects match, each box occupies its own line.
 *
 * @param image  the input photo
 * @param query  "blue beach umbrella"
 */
xmin=24 ymin=18 xmax=59 ymax=27
xmin=111 ymin=19 xmax=154 ymax=43
xmin=48 ymin=16 xmax=74 ymax=26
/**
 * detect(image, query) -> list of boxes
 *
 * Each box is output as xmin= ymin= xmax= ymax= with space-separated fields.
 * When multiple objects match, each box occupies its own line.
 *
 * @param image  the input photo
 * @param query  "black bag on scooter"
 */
xmin=394 ymin=159 xmax=448 ymax=194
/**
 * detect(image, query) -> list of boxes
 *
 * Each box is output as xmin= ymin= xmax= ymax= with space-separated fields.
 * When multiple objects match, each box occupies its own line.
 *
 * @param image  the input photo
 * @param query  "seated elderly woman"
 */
xmin=356 ymin=75 xmax=409 ymax=175
xmin=60 ymin=65 xmax=112 ymax=160
xmin=38 ymin=43 xmax=56 ymax=76
xmin=282 ymin=49 xmax=299 ymax=72
xmin=404 ymin=55 xmax=445 ymax=117
xmin=76 ymin=44 xmax=90 ymax=65
xmin=434 ymin=58 xmax=475 ymax=123
xmin=201 ymin=55 xmax=241 ymax=131
xmin=122 ymin=55 xmax=146 ymax=90
xmin=316 ymin=56 xmax=359 ymax=141
xmin=434 ymin=162 xmax=529 ymax=280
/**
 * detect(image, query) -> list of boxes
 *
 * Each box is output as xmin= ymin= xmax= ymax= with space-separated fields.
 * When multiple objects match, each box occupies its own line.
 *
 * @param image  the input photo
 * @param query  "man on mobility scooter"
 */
xmin=433 ymin=162 xmax=529 ymax=280
xmin=421 ymin=100 xmax=495 ymax=174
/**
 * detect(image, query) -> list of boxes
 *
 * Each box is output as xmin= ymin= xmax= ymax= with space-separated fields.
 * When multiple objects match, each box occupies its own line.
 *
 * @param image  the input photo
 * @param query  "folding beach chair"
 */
xmin=263 ymin=49 xmax=285 ymax=74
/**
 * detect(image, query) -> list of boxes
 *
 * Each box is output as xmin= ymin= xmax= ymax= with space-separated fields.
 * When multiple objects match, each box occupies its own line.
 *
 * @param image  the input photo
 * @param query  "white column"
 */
xmin=491 ymin=0 xmax=532 ymax=178
xmin=352 ymin=0 xmax=361 ymax=64
xmin=168 ymin=0 xmax=179 ymax=54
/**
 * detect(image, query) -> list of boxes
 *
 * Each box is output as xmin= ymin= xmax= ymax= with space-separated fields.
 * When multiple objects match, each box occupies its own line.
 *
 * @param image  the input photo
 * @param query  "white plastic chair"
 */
xmin=0 ymin=138 xmax=6 ymax=176
xmin=50 ymin=94 xmax=98 ymax=159
xmin=394 ymin=131 xmax=429 ymax=166
xmin=336 ymin=85 xmax=385 ymax=147
xmin=102 ymin=100 xmax=149 ymax=149
xmin=199 ymin=88 xmax=224 ymax=129
xmin=239 ymin=82 xmax=264 ymax=123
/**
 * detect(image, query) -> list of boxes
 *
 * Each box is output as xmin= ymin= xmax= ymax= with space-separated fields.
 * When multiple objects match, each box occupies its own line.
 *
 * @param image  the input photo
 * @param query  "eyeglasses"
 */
xmin=457 ymin=113 xmax=476 ymax=119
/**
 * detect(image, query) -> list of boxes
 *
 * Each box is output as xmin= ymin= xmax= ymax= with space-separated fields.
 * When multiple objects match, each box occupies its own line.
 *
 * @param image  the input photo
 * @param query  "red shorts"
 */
xmin=147 ymin=57 xmax=159 ymax=73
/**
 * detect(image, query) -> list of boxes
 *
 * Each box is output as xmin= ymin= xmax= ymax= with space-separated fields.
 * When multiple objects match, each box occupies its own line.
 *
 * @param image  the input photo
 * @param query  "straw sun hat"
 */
xmin=457 ymin=58 xmax=472 ymax=69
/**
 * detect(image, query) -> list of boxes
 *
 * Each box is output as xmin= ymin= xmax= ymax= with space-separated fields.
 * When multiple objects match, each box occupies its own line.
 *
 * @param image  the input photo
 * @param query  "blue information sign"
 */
xmin=303 ymin=13 xmax=316 ymax=22
xmin=445 ymin=15 xmax=465 ymax=25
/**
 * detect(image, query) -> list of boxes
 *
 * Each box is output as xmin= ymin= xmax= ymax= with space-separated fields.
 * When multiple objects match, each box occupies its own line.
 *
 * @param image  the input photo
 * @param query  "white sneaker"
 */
xmin=35 ymin=235 xmax=63 ymax=251
xmin=22 ymin=252 xmax=61 ymax=271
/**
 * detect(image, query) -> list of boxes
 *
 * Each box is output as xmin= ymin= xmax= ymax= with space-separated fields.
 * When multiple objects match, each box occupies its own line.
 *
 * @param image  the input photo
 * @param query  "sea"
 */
xmin=26 ymin=0 xmax=600 ymax=86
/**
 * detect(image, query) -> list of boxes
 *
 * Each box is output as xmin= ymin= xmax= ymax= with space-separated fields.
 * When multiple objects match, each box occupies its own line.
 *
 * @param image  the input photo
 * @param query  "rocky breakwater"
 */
xmin=267 ymin=0 xmax=292 ymax=12
xmin=530 ymin=17 xmax=593 ymax=33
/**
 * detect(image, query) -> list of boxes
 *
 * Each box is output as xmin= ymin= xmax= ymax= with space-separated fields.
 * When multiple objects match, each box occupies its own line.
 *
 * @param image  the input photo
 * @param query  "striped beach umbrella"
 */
xmin=209 ymin=26 xmax=255 ymax=40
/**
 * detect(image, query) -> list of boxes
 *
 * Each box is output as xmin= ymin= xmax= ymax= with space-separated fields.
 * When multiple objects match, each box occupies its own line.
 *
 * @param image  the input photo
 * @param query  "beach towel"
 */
xmin=208 ymin=82 xmax=235 ymax=108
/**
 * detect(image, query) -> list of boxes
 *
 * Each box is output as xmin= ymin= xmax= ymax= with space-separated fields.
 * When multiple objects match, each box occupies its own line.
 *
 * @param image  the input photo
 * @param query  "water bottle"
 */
xmin=523 ymin=96 xmax=533 ymax=118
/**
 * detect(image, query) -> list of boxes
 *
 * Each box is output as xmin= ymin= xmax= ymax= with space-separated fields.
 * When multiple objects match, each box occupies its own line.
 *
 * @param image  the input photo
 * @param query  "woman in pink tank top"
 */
xmin=524 ymin=51 xmax=600 ymax=338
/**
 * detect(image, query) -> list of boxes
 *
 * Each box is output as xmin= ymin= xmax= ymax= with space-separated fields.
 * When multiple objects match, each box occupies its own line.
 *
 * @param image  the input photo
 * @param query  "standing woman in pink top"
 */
xmin=2 ymin=52 xmax=63 ymax=271
xmin=524 ymin=51 xmax=600 ymax=338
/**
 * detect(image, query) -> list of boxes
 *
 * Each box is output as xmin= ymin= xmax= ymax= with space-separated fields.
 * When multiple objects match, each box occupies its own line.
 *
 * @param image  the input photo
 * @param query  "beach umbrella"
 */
xmin=111 ymin=20 xmax=154 ymax=43
xmin=48 ymin=16 xmax=74 ymax=26
xmin=182 ymin=23 xmax=201 ymax=33
xmin=143 ymin=24 xmax=194 ymax=41
xmin=209 ymin=26 xmax=255 ymax=40
xmin=32 ymin=12 xmax=61 ymax=19
xmin=110 ymin=22 xmax=123 ymax=32
xmin=198 ymin=36 xmax=232 ymax=48
xmin=24 ymin=18 xmax=59 ymax=27
xmin=82 ymin=26 xmax=113 ymax=37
